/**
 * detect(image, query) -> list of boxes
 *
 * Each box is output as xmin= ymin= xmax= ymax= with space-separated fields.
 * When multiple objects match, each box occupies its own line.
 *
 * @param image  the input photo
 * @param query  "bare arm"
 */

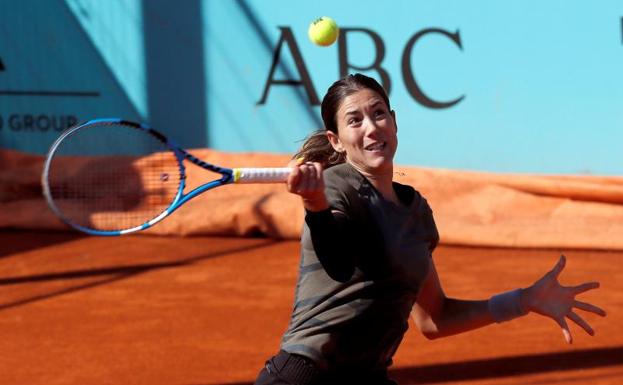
xmin=411 ymin=261 xmax=495 ymax=339
xmin=412 ymin=255 xmax=606 ymax=343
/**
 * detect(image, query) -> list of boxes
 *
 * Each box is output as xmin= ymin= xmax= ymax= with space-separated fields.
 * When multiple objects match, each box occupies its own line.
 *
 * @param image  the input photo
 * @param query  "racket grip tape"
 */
xmin=233 ymin=167 xmax=292 ymax=183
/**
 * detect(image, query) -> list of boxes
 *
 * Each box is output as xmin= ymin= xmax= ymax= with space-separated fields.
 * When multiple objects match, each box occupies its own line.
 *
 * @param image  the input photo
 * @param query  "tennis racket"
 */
xmin=42 ymin=118 xmax=292 ymax=236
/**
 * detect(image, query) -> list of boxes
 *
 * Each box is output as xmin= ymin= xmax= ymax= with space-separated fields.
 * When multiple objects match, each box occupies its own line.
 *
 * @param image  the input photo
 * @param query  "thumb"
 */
xmin=549 ymin=254 xmax=566 ymax=279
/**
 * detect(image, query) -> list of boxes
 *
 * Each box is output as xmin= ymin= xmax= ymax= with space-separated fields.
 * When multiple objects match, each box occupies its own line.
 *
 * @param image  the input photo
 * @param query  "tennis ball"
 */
xmin=308 ymin=17 xmax=339 ymax=47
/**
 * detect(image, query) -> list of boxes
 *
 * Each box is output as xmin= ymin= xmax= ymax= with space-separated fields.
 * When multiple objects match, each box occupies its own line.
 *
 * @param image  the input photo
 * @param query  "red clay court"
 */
xmin=1 ymin=230 xmax=620 ymax=385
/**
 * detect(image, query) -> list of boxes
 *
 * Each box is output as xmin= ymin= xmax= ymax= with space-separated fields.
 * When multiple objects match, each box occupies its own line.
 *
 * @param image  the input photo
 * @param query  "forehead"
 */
xmin=337 ymin=89 xmax=386 ymax=115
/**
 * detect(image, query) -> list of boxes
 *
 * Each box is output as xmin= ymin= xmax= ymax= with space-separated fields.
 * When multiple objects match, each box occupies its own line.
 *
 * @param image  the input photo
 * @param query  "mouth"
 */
xmin=364 ymin=141 xmax=386 ymax=152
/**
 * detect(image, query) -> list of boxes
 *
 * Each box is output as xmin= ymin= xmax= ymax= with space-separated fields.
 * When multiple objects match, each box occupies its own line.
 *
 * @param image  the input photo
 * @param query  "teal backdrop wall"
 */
xmin=1 ymin=0 xmax=622 ymax=175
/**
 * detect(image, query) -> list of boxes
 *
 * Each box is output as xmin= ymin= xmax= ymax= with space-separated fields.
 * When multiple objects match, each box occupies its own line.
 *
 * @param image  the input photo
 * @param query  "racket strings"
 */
xmin=46 ymin=123 xmax=181 ymax=232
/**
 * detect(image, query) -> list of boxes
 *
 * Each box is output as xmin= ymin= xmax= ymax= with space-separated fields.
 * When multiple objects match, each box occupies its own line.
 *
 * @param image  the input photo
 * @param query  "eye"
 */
xmin=374 ymin=109 xmax=386 ymax=118
xmin=347 ymin=116 xmax=362 ymax=125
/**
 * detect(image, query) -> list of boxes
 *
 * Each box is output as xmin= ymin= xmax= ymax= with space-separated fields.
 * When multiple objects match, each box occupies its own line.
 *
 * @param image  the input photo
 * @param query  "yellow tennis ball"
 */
xmin=308 ymin=16 xmax=339 ymax=47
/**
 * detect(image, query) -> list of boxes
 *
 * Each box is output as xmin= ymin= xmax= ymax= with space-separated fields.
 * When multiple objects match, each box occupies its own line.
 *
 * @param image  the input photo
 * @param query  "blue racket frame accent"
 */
xmin=42 ymin=118 xmax=239 ymax=236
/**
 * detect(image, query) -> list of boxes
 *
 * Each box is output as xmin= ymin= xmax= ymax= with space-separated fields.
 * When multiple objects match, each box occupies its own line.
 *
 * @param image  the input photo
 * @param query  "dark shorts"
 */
xmin=254 ymin=350 xmax=398 ymax=385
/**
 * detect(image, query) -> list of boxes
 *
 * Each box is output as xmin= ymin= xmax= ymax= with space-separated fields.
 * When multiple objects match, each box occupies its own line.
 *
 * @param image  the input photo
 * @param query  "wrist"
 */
xmin=519 ymin=287 xmax=532 ymax=314
xmin=489 ymin=288 xmax=529 ymax=323
xmin=302 ymin=196 xmax=329 ymax=212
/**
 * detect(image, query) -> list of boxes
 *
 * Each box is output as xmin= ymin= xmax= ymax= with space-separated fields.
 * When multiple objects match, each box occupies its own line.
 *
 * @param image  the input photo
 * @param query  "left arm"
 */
xmin=412 ymin=255 xmax=607 ymax=343
xmin=411 ymin=260 xmax=495 ymax=340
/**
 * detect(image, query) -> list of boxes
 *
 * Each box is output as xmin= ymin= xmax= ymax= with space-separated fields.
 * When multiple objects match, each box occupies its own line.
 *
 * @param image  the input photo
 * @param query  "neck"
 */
xmin=349 ymin=163 xmax=399 ymax=204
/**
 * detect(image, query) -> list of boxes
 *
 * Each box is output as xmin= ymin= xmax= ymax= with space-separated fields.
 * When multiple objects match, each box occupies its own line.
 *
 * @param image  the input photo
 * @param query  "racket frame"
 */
xmin=42 ymin=118 xmax=288 ymax=236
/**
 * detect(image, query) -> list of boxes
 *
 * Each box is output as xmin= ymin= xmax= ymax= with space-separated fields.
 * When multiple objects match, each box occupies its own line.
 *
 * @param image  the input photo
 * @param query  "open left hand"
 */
xmin=521 ymin=254 xmax=607 ymax=344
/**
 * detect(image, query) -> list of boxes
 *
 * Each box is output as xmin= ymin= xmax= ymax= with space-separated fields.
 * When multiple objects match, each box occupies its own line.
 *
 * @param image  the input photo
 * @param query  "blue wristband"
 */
xmin=489 ymin=288 xmax=528 ymax=323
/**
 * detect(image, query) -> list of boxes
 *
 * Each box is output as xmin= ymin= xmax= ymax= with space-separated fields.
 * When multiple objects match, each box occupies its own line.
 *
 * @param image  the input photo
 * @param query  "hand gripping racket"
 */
xmin=41 ymin=118 xmax=292 ymax=236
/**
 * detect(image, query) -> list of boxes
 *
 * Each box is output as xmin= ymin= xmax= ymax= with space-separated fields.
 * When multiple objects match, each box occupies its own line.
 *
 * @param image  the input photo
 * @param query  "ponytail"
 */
xmin=292 ymin=130 xmax=345 ymax=169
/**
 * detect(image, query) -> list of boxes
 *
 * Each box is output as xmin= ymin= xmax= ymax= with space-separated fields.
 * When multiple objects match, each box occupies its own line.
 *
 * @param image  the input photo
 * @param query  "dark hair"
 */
xmin=293 ymin=73 xmax=391 ymax=168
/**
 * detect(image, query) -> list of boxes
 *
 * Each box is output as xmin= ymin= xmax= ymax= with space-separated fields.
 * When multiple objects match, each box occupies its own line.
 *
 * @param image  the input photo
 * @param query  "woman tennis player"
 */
xmin=254 ymin=73 xmax=606 ymax=385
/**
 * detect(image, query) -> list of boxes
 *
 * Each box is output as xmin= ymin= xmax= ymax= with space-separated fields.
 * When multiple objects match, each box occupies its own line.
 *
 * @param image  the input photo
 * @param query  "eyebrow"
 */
xmin=369 ymin=100 xmax=384 ymax=111
xmin=343 ymin=100 xmax=384 ymax=116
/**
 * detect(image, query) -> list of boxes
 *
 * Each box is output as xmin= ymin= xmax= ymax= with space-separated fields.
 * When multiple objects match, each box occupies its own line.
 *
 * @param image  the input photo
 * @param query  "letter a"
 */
xmin=257 ymin=27 xmax=320 ymax=105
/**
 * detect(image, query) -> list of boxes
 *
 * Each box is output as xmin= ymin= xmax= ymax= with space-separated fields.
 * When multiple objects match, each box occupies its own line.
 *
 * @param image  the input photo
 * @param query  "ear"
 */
xmin=326 ymin=131 xmax=345 ymax=153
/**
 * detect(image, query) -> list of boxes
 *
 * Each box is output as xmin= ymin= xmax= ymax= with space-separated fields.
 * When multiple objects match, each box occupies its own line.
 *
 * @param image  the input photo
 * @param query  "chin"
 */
xmin=364 ymin=158 xmax=394 ymax=173
xmin=348 ymin=154 xmax=394 ymax=175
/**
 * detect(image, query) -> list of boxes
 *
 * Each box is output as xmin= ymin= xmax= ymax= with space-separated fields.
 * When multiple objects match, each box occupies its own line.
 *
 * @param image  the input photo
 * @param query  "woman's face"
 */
xmin=327 ymin=88 xmax=398 ymax=176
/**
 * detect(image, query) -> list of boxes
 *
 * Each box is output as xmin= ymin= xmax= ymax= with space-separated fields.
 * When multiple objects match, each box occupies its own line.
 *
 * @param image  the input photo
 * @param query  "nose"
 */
xmin=363 ymin=115 xmax=381 ymax=137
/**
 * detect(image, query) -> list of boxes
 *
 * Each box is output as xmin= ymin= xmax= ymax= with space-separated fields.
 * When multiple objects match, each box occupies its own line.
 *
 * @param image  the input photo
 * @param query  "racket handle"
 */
xmin=233 ymin=167 xmax=292 ymax=183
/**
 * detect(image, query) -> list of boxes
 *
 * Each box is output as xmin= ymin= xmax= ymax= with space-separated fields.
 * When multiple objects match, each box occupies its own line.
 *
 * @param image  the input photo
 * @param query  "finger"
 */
xmin=296 ymin=165 xmax=311 ymax=193
xmin=567 ymin=311 xmax=594 ymax=336
xmin=301 ymin=163 xmax=316 ymax=192
xmin=574 ymin=300 xmax=607 ymax=316
xmin=555 ymin=317 xmax=572 ymax=344
xmin=550 ymin=254 xmax=566 ymax=279
xmin=570 ymin=281 xmax=600 ymax=295
xmin=300 ymin=162 xmax=316 ymax=193
xmin=286 ymin=166 xmax=301 ymax=192
xmin=310 ymin=163 xmax=324 ymax=190
xmin=312 ymin=162 xmax=324 ymax=185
